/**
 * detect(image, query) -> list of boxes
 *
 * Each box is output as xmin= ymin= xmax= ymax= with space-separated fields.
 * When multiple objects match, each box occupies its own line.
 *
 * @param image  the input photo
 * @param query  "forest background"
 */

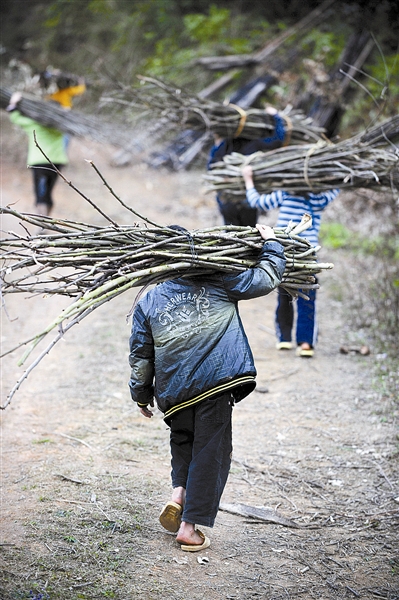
xmin=1 ymin=0 xmax=398 ymax=399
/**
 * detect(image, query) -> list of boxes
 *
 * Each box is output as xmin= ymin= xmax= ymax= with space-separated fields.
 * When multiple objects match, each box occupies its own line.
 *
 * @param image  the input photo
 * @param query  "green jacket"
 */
xmin=10 ymin=110 xmax=68 ymax=166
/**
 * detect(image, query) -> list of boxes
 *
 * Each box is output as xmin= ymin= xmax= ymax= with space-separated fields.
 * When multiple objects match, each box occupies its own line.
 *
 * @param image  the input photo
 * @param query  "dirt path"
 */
xmin=1 ymin=130 xmax=398 ymax=600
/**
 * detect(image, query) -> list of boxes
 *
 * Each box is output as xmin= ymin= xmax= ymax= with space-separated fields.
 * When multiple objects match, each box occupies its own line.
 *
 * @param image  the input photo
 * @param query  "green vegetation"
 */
xmin=322 ymin=220 xmax=399 ymax=401
xmin=1 ymin=1 xmax=398 ymax=122
xmin=320 ymin=222 xmax=353 ymax=249
xmin=321 ymin=223 xmax=399 ymax=259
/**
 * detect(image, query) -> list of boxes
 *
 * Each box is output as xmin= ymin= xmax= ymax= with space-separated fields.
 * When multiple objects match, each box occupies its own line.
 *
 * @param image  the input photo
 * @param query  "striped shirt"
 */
xmin=246 ymin=187 xmax=339 ymax=246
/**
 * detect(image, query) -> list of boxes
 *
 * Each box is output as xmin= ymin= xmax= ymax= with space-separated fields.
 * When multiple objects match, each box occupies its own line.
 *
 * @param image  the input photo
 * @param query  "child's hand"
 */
xmin=139 ymin=399 xmax=154 ymax=418
xmin=242 ymin=165 xmax=253 ymax=177
xmin=242 ymin=165 xmax=254 ymax=185
xmin=6 ymin=92 xmax=22 ymax=111
xmin=256 ymin=224 xmax=276 ymax=240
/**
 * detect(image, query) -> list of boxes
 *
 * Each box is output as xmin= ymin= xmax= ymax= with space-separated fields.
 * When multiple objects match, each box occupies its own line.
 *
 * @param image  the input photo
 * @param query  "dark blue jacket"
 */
xmin=207 ymin=113 xmax=286 ymax=168
xmin=129 ymin=239 xmax=286 ymax=422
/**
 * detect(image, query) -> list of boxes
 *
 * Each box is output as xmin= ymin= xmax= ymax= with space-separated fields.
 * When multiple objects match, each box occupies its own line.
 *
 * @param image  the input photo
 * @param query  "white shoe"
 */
xmin=296 ymin=345 xmax=314 ymax=358
xmin=276 ymin=341 xmax=293 ymax=350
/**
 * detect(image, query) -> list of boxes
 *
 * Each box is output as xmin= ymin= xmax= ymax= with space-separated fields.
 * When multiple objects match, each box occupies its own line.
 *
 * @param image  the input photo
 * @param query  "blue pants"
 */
xmin=276 ymin=286 xmax=318 ymax=347
xmin=169 ymin=392 xmax=233 ymax=528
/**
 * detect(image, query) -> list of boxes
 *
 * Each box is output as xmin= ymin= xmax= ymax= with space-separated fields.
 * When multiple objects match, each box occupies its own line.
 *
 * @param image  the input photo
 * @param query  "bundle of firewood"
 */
xmin=0 ymin=87 xmax=137 ymax=149
xmin=103 ymin=75 xmax=326 ymax=144
xmin=204 ymin=115 xmax=399 ymax=194
xmin=1 ymin=209 xmax=330 ymax=316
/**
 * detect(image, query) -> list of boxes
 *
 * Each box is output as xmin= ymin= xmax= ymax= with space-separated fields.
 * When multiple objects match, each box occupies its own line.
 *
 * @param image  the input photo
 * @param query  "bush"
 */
xmin=321 ymin=190 xmax=399 ymax=402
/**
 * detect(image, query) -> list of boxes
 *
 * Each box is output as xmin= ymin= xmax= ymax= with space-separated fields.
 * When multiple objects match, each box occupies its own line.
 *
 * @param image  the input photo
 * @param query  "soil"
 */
xmin=1 ymin=120 xmax=398 ymax=600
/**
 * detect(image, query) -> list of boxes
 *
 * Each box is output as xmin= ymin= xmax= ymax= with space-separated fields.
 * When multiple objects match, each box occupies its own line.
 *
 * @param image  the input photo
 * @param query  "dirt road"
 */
xmin=1 ymin=128 xmax=398 ymax=599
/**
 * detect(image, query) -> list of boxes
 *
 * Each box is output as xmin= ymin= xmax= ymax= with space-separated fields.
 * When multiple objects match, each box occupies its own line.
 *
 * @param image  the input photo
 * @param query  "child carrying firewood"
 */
xmin=42 ymin=69 xmax=86 ymax=152
xmin=207 ymin=107 xmax=287 ymax=227
xmin=6 ymin=91 xmax=68 ymax=217
xmin=40 ymin=69 xmax=86 ymax=109
xmin=242 ymin=165 xmax=339 ymax=357
xmin=128 ymin=224 xmax=286 ymax=551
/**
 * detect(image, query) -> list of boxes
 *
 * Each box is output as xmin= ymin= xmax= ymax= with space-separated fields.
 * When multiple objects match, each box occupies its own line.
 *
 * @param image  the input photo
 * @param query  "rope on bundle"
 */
xmin=228 ymin=104 xmax=248 ymax=138
xmin=281 ymin=113 xmax=293 ymax=147
xmin=303 ymin=139 xmax=331 ymax=188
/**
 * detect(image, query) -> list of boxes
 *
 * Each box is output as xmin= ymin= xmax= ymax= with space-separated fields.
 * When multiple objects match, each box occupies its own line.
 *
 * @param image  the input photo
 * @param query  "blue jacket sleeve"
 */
xmin=208 ymin=114 xmax=286 ymax=166
xmin=207 ymin=140 xmax=227 ymax=169
xmin=222 ymin=240 xmax=286 ymax=301
xmin=128 ymin=304 xmax=155 ymax=406
xmin=231 ymin=114 xmax=286 ymax=154
xmin=259 ymin=113 xmax=286 ymax=147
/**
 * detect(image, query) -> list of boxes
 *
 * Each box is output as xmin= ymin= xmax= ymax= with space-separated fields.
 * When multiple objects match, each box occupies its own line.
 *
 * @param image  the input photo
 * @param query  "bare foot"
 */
xmin=171 ymin=486 xmax=185 ymax=508
xmin=299 ymin=342 xmax=312 ymax=350
xmin=296 ymin=343 xmax=314 ymax=358
xmin=176 ymin=522 xmax=204 ymax=546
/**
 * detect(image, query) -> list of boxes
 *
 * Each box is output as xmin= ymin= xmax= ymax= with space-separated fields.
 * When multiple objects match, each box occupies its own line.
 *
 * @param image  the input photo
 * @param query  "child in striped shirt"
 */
xmin=242 ymin=165 xmax=339 ymax=357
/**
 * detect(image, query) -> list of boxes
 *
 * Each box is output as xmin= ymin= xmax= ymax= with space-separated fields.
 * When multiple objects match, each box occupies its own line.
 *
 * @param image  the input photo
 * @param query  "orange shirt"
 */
xmin=48 ymin=84 xmax=86 ymax=109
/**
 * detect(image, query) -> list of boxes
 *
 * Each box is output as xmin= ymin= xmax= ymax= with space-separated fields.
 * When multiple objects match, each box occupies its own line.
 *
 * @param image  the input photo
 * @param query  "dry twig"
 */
xmin=219 ymin=502 xmax=302 ymax=528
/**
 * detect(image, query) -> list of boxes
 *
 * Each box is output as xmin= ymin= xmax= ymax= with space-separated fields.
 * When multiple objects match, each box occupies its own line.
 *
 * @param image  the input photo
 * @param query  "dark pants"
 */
xmin=217 ymin=200 xmax=258 ymax=227
xmin=32 ymin=164 xmax=62 ymax=209
xmin=276 ymin=286 xmax=318 ymax=347
xmin=169 ymin=392 xmax=233 ymax=528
